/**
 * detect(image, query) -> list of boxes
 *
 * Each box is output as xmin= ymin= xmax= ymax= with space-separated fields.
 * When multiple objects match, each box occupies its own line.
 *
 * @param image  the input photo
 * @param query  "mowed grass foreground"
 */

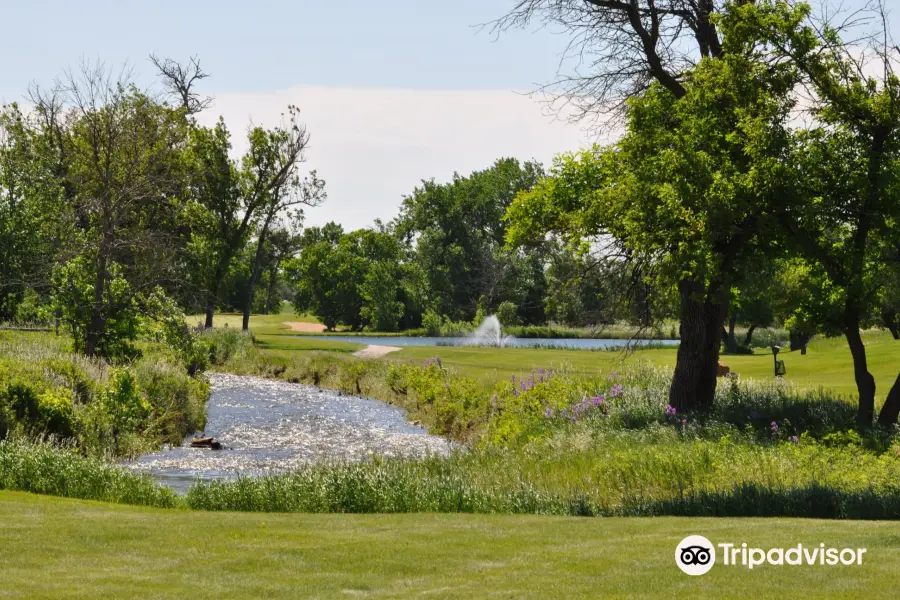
xmin=1 ymin=491 xmax=896 ymax=600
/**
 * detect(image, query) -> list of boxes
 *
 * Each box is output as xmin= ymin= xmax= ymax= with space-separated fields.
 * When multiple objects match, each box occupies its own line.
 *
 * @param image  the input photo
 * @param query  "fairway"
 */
xmin=390 ymin=331 xmax=899 ymax=401
xmin=0 ymin=491 xmax=895 ymax=599
xmin=227 ymin=311 xmax=898 ymax=402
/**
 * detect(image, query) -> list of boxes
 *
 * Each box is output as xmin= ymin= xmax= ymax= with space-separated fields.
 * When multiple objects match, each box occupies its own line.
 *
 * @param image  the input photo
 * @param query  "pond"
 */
xmin=126 ymin=373 xmax=453 ymax=493
xmin=304 ymin=335 xmax=679 ymax=350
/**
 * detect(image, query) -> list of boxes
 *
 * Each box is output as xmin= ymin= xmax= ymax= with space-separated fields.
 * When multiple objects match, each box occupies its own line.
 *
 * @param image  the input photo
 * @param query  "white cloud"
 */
xmin=198 ymin=86 xmax=594 ymax=230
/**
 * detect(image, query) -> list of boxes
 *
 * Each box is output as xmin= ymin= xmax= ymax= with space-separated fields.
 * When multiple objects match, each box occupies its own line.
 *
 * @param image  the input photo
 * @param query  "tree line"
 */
xmin=1 ymin=1 xmax=898 ymax=428
xmin=0 ymin=58 xmax=322 ymax=359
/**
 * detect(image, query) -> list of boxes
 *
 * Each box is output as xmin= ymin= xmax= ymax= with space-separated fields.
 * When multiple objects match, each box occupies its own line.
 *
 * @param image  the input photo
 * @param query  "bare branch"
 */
xmin=149 ymin=54 xmax=213 ymax=115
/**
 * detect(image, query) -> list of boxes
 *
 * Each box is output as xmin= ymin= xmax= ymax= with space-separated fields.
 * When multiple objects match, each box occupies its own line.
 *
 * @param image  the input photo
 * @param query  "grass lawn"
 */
xmin=390 ymin=331 xmax=899 ymax=401
xmin=1 ymin=491 xmax=895 ymax=599
xmin=240 ymin=314 xmax=896 ymax=402
xmin=194 ymin=310 xmax=897 ymax=400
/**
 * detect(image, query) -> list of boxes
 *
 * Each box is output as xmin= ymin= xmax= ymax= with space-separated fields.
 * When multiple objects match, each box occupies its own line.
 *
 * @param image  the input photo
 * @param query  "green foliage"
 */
xmin=100 ymin=369 xmax=152 ymax=434
xmin=360 ymin=261 xmax=404 ymax=332
xmin=133 ymin=357 xmax=208 ymax=445
xmin=495 ymin=301 xmax=520 ymax=327
xmin=387 ymin=360 xmax=484 ymax=437
xmin=397 ymin=158 xmax=545 ymax=322
xmin=422 ymin=309 xmax=442 ymax=336
xmin=52 ymin=257 xmax=141 ymax=362
xmin=13 ymin=289 xmax=53 ymax=325
xmin=144 ymin=290 xmax=209 ymax=375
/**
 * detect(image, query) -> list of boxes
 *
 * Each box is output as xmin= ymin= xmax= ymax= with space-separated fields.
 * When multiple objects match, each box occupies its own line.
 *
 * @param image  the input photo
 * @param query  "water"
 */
xmin=304 ymin=335 xmax=678 ymax=350
xmin=127 ymin=373 xmax=454 ymax=493
xmin=470 ymin=315 xmax=513 ymax=347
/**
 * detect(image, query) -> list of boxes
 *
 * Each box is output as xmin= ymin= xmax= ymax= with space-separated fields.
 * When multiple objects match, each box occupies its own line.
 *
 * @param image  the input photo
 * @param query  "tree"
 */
xmin=395 ymin=158 xmax=544 ymax=321
xmin=184 ymin=119 xmax=243 ymax=325
xmin=239 ymin=107 xmax=325 ymax=331
xmin=291 ymin=226 xmax=405 ymax=331
xmin=741 ymin=0 xmax=900 ymax=424
xmin=36 ymin=64 xmax=191 ymax=357
xmin=0 ymin=104 xmax=66 ymax=320
xmin=723 ymin=261 xmax=778 ymax=352
xmin=492 ymin=0 xmax=724 ymax=127
xmin=879 ymin=261 xmax=900 ymax=339
xmin=256 ymin=225 xmax=303 ymax=314
xmin=360 ymin=262 xmax=404 ymax=332
xmin=507 ymin=35 xmax=799 ymax=410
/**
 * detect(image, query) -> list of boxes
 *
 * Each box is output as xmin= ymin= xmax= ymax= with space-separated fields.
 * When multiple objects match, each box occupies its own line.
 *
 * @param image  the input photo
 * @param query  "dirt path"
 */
xmin=283 ymin=321 xmax=327 ymax=333
xmin=353 ymin=345 xmax=403 ymax=359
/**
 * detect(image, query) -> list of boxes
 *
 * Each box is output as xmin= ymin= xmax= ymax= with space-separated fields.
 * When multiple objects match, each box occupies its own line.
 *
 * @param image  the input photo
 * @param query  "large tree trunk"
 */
xmin=876 ymin=373 xmax=900 ymax=425
xmin=845 ymin=322 xmax=877 ymax=426
xmin=204 ymin=259 xmax=230 ymax=329
xmin=265 ymin=263 xmax=279 ymax=314
xmin=789 ymin=330 xmax=811 ymax=353
xmin=669 ymin=279 xmax=727 ymax=412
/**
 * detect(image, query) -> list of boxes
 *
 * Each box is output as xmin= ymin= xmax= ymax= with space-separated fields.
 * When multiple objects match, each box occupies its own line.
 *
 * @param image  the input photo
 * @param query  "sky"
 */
xmin=1 ymin=0 xmax=894 ymax=229
xmin=0 ymin=1 xmax=595 ymax=229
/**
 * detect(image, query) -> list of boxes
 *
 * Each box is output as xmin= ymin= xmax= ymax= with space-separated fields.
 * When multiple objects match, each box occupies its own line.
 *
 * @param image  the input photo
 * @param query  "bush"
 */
xmin=422 ymin=309 xmax=442 ymax=337
xmin=52 ymin=257 xmax=141 ymax=361
xmin=496 ymin=301 xmax=520 ymax=327
xmin=101 ymin=369 xmax=152 ymax=434
xmin=35 ymin=389 xmax=76 ymax=438
xmin=202 ymin=328 xmax=252 ymax=366
xmin=134 ymin=356 xmax=208 ymax=445
xmin=13 ymin=288 xmax=52 ymax=326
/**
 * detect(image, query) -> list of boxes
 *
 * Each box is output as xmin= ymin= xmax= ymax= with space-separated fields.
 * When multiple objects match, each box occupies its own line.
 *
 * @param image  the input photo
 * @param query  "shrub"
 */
xmin=201 ymin=328 xmax=252 ymax=366
xmin=134 ymin=356 xmax=208 ymax=445
xmin=52 ymin=257 xmax=141 ymax=361
xmin=101 ymin=369 xmax=152 ymax=434
xmin=43 ymin=359 xmax=95 ymax=404
xmin=422 ymin=309 xmax=442 ymax=336
xmin=496 ymin=301 xmax=520 ymax=327
xmin=13 ymin=288 xmax=52 ymax=326
xmin=35 ymin=388 xmax=76 ymax=438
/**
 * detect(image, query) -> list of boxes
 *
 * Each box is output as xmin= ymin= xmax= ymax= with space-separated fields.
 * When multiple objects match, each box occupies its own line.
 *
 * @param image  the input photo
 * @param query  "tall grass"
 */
xmin=0 ymin=441 xmax=178 ymax=508
xmin=185 ymin=429 xmax=900 ymax=518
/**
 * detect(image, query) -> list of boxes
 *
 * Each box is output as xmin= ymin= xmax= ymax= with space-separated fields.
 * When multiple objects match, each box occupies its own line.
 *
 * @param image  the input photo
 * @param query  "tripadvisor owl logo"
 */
xmin=675 ymin=535 xmax=868 ymax=575
xmin=675 ymin=535 xmax=716 ymax=575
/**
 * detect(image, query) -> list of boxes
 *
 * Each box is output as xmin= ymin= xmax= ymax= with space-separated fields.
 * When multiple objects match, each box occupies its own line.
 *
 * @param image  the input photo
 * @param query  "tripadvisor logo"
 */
xmin=675 ymin=536 xmax=867 ymax=575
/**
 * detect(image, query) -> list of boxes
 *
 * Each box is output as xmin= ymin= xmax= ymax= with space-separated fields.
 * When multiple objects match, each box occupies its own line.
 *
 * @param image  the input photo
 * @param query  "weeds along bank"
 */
xmin=0 ymin=329 xmax=247 ymax=458
xmin=4 ymin=332 xmax=900 ymax=518
xmin=184 ymin=344 xmax=900 ymax=518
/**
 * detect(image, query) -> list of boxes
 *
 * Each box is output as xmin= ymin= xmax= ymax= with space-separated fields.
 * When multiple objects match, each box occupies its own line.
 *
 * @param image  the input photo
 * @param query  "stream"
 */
xmin=126 ymin=373 xmax=453 ymax=493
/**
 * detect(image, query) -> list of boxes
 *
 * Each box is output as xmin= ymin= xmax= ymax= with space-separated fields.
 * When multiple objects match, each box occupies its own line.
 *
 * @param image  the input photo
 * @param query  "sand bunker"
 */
xmin=283 ymin=321 xmax=327 ymax=333
xmin=353 ymin=345 xmax=402 ymax=359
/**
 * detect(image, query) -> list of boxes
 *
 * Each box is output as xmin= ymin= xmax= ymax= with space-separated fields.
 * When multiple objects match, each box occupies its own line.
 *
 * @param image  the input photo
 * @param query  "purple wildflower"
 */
xmin=543 ymin=406 xmax=555 ymax=419
xmin=591 ymin=394 xmax=606 ymax=406
xmin=665 ymin=404 xmax=677 ymax=417
xmin=609 ymin=384 xmax=624 ymax=398
xmin=791 ymin=435 xmax=799 ymax=443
